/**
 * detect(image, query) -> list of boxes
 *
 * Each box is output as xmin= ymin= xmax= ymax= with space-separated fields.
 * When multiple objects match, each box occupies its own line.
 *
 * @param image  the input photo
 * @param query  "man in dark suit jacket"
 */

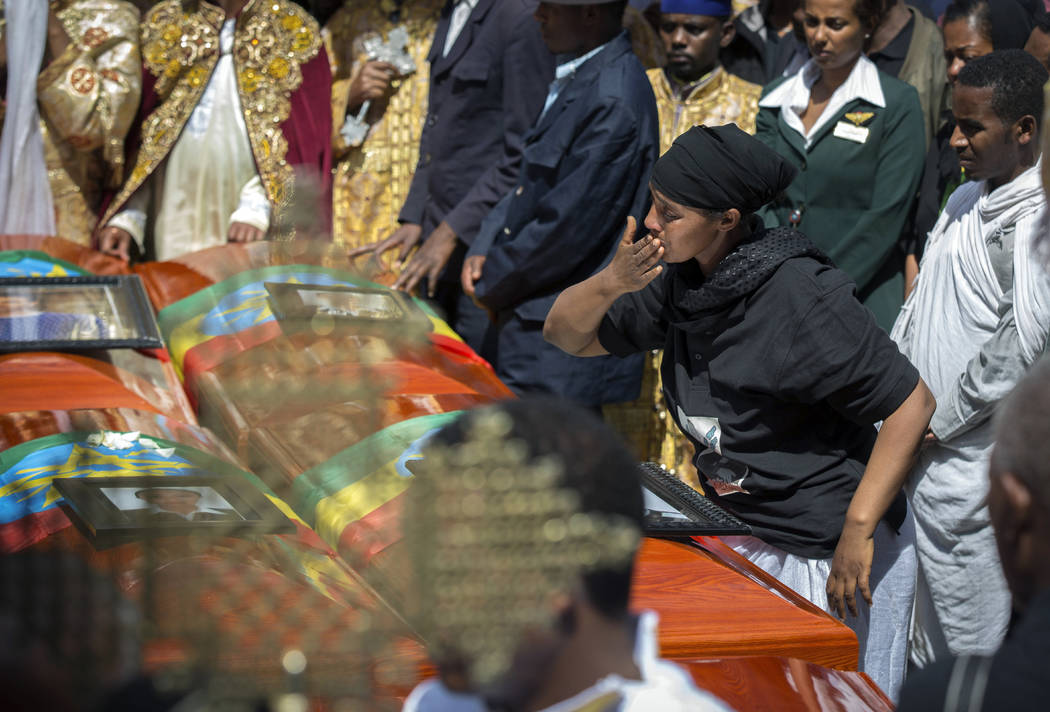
xmin=353 ymin=0 xmax=554 ymax=351
xmin=460 ymin=0 xmax=659 ymax=407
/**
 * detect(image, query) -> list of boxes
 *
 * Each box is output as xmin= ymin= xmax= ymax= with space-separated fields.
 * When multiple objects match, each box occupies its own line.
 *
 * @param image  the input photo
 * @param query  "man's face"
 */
xmin=534 ymin=2 xmax=588 ymax=55
xmin=141 ymin=489 xmax=201 ymax=515
xmin=660 ymin=14 xmax=728 ymax=83
xmin=950 ymin=84 xmax=1024 ymax=189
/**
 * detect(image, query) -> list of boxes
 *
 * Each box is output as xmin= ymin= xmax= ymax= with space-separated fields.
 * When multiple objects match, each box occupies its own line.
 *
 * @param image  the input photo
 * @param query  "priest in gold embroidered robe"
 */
xmin=0 ymin=0 xmax=140 ymax=244
xmin=99 ymin=0 xmax=332 ymax=262
xmin=324 ymin=0 xmax=443 ymax=251
xmin=605 ymin=0 xmax=761 ymax=485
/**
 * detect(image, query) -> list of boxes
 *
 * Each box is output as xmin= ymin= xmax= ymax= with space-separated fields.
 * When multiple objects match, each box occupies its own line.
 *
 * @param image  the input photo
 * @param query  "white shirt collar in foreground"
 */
xmin=759 ymin=55 xmax=886 ymax=148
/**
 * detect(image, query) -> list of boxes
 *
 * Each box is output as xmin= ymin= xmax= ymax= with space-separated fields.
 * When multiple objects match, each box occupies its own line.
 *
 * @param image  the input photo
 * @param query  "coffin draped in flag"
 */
xmin=290 ymin=411 xmax=460 ymax=568
xmin=0 ymin=250 xmax=87 ymax=277
xmin=0 ymin=430 xmax=297 ymax=552
xmin=154 ymin=264 xmax=478 ymax=386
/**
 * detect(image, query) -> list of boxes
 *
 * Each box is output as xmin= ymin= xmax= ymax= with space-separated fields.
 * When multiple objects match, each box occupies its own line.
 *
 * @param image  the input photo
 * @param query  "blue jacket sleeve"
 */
xmin=474 ymin=99 xmax=644 ymax=314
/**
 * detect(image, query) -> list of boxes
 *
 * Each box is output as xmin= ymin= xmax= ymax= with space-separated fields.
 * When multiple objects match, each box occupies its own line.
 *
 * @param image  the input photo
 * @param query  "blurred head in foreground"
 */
xmin=989 ymin=356 xmax=1050 ymax=612
xmin=404 ymin=396 xmax=645 ymax=709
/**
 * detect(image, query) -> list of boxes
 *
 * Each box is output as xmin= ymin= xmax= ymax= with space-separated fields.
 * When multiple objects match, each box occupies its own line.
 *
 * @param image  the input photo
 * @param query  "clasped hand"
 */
xmin=599 ymin=216 xmax=664 ymax=296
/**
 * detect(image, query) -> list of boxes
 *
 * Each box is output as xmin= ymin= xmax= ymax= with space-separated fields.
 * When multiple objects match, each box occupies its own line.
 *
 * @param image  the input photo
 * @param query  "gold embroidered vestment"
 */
xmin=101 ymin=0 xmax=324 ymax=232
xmin=0 ymin=0 xmax=141 ymax=244
xmin=324 ymin=0 xmax=442 ymax=249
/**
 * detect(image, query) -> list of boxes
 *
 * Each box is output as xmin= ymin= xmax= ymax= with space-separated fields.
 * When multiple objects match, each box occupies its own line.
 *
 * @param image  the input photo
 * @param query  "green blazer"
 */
xmin=756 ymin=70 xmax=925 ymax=331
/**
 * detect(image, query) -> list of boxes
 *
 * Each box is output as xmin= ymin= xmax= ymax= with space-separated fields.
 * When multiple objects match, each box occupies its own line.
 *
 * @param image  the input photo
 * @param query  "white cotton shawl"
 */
xmin=891 ymin=161 xmax=1050 ymax=664
xmin=0 ymin=0 xmax=56 ymax=235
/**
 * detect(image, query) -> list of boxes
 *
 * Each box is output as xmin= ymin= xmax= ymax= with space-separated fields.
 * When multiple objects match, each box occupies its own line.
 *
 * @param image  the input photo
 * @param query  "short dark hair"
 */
xmin=1035 ymin=10 xmax=1050 ymax=34
xmin=801 ymin=0 xmax=882 ymax=35
xmin=433 ymin=396 xmax=644 ymax=618
xmin=851 ymin=0 xmax=884 ymax=33
xmin=956 ymin=49 xmax=1048 ymax=125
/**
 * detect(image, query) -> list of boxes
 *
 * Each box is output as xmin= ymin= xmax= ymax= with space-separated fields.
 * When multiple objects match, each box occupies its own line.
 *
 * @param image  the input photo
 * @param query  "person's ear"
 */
xmin=1015 ymin=114 xmax=1037 ymax=146
xmin=719 ymin=208 xmax=742 ymax=232
xmin=720 ymin=19 xmax=736 ymax=48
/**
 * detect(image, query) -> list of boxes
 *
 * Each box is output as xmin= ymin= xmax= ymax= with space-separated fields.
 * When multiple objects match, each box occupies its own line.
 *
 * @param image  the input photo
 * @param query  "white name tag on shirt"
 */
xmin=833 ymin=121 xmax=869 ymax=144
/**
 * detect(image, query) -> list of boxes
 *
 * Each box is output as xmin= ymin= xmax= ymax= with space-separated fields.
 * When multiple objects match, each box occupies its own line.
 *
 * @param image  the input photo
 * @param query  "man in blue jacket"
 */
xmin=461 ymin=0 xmax=660 ymax=408
xmin=351 ymin=0 xmax=554 ymax=351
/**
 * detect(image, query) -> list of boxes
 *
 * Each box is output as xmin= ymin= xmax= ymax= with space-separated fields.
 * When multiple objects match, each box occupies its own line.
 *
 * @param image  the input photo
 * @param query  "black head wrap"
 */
xmin=989 ymin=0 xmax=1035 ymax=50
xmin=650 ymin=124 xmax=797 ymax=214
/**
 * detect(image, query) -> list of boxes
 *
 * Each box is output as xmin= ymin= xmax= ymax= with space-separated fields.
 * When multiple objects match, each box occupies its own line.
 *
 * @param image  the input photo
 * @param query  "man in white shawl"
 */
xmin=891 ymin=49 xmax=1050 ymax=668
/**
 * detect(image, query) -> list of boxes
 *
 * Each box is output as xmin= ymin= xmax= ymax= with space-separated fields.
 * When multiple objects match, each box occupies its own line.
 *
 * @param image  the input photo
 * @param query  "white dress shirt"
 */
xmin=538 ymin=40 xmax=611 ymax=121
xmin=759 ymin=55 xmax=886 ymax=149
xmin=107 ymin=19 xmax=271 ymax=259
xmin=443 ymin=0 xmax=480 ymax=57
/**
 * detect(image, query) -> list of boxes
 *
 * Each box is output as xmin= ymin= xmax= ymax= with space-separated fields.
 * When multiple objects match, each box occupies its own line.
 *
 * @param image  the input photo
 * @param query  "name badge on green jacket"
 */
xmin=833 ymin=121 xmax=869 ymax=144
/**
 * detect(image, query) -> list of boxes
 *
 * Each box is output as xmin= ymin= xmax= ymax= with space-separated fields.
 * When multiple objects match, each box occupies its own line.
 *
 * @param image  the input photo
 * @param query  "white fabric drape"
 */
xmin=107 ymin=19 xmax=270 ymax=260
xmin=723 ymin=515 xmax=916 ymax=703
xmin=0 ymin=0 xmax=56 ymax=234
xmin=891 ymin=162 xmax=1050 ymax=665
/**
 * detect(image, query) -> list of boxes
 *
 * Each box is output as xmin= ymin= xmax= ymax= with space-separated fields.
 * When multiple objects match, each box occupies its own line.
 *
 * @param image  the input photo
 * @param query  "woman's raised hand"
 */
xmin=601 ymin=217 xmax=664 ymax=296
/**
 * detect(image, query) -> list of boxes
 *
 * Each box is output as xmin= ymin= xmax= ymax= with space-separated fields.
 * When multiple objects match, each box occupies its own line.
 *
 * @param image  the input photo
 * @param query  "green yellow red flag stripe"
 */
xmin=291 ymin=411 xmax=462 ymax=561
xmin=155 ymin=265 xmax=462 ymax=379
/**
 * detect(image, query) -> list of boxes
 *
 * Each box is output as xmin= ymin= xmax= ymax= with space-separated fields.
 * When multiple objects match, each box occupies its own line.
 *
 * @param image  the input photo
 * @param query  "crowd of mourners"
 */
xmin=3 ymin=0 xmax=1050 ymax=709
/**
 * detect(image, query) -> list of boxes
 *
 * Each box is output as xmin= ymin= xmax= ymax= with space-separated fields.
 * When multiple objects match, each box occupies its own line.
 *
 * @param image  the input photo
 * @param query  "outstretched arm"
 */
xmin=543 ymin=217 xmax=663 ymax=357
xmin=826 ymin=379 xmax=935 ymax=619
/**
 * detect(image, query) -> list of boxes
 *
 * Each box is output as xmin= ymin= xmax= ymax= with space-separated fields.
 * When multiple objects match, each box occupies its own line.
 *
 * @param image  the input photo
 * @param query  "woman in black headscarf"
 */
xmin=544 ymin=124 xmax=935 ymax=702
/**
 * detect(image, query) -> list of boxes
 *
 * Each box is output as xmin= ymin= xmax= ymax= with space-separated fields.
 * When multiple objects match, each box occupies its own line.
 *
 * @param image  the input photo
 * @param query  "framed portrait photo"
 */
xmin=52 ymin=475 xmax=294 ymax=549
xmin=0 ymin=275 xmax=162 ymax=352
xmin=639 ymin=462 xmax=751 ymax=537
xmin=265 ymin=282 xmax=432 ymax=335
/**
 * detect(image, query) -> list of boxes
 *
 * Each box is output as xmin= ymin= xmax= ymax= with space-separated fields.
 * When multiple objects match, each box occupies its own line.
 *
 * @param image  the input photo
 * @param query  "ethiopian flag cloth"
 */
xmin=155 ymin=265 xmax=463 ymax=381
xmin=291 ymin=411 xmax=462 ymax=565
xmin=0 ymin=250 xmax=86 ymax=277
xmin=0 ymin=431 xmax=292 ymax=552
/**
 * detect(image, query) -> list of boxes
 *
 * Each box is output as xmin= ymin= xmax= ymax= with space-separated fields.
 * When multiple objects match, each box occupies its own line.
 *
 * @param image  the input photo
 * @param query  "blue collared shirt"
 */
xmin=538 ymin=41 xmax=611 ymax=120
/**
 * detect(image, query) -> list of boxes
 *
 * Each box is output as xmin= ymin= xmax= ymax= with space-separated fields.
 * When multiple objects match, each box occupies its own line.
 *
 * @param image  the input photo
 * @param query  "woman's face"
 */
xmin=943 ymin=17 xmax=993 ymax=85
xmin=802 ymin=0 xmax=867 ymax=73
xmin=643 ymin=187 xmax=722 ymax=264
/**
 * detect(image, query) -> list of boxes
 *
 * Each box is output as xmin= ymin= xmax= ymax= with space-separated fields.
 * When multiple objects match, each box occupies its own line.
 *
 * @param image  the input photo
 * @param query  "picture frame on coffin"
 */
xmin=264 ymin=282 xmax=432 ymax=337
xmin=0 ymin=275 xmax=163 ymax=352
xmin=52 ymin=475 xmax=294 ymax=550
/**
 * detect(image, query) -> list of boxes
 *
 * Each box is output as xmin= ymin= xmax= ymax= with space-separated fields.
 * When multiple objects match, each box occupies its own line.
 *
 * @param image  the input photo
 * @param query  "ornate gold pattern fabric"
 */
xmin=235 ymin=1 xmax=321 ymax=211
xmin=8 ymin=0 xmax=141 ymax=244
xmin=324 ymin=0 xmax=442 ymax=249
xmin=647 ymin=66 xmax=761 ymax=153
xmin=604 ymin=68 xmax=761 ymax=486
xmin=102 ymin=0 xmax=322 ymax=229
xmin=404 ymin=410 xmax=638 ymax=687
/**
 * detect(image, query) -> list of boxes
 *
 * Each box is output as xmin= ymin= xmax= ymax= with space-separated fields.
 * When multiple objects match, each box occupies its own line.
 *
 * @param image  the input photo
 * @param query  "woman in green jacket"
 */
xmin=756 ymin=0 xmax=925 ymax=330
